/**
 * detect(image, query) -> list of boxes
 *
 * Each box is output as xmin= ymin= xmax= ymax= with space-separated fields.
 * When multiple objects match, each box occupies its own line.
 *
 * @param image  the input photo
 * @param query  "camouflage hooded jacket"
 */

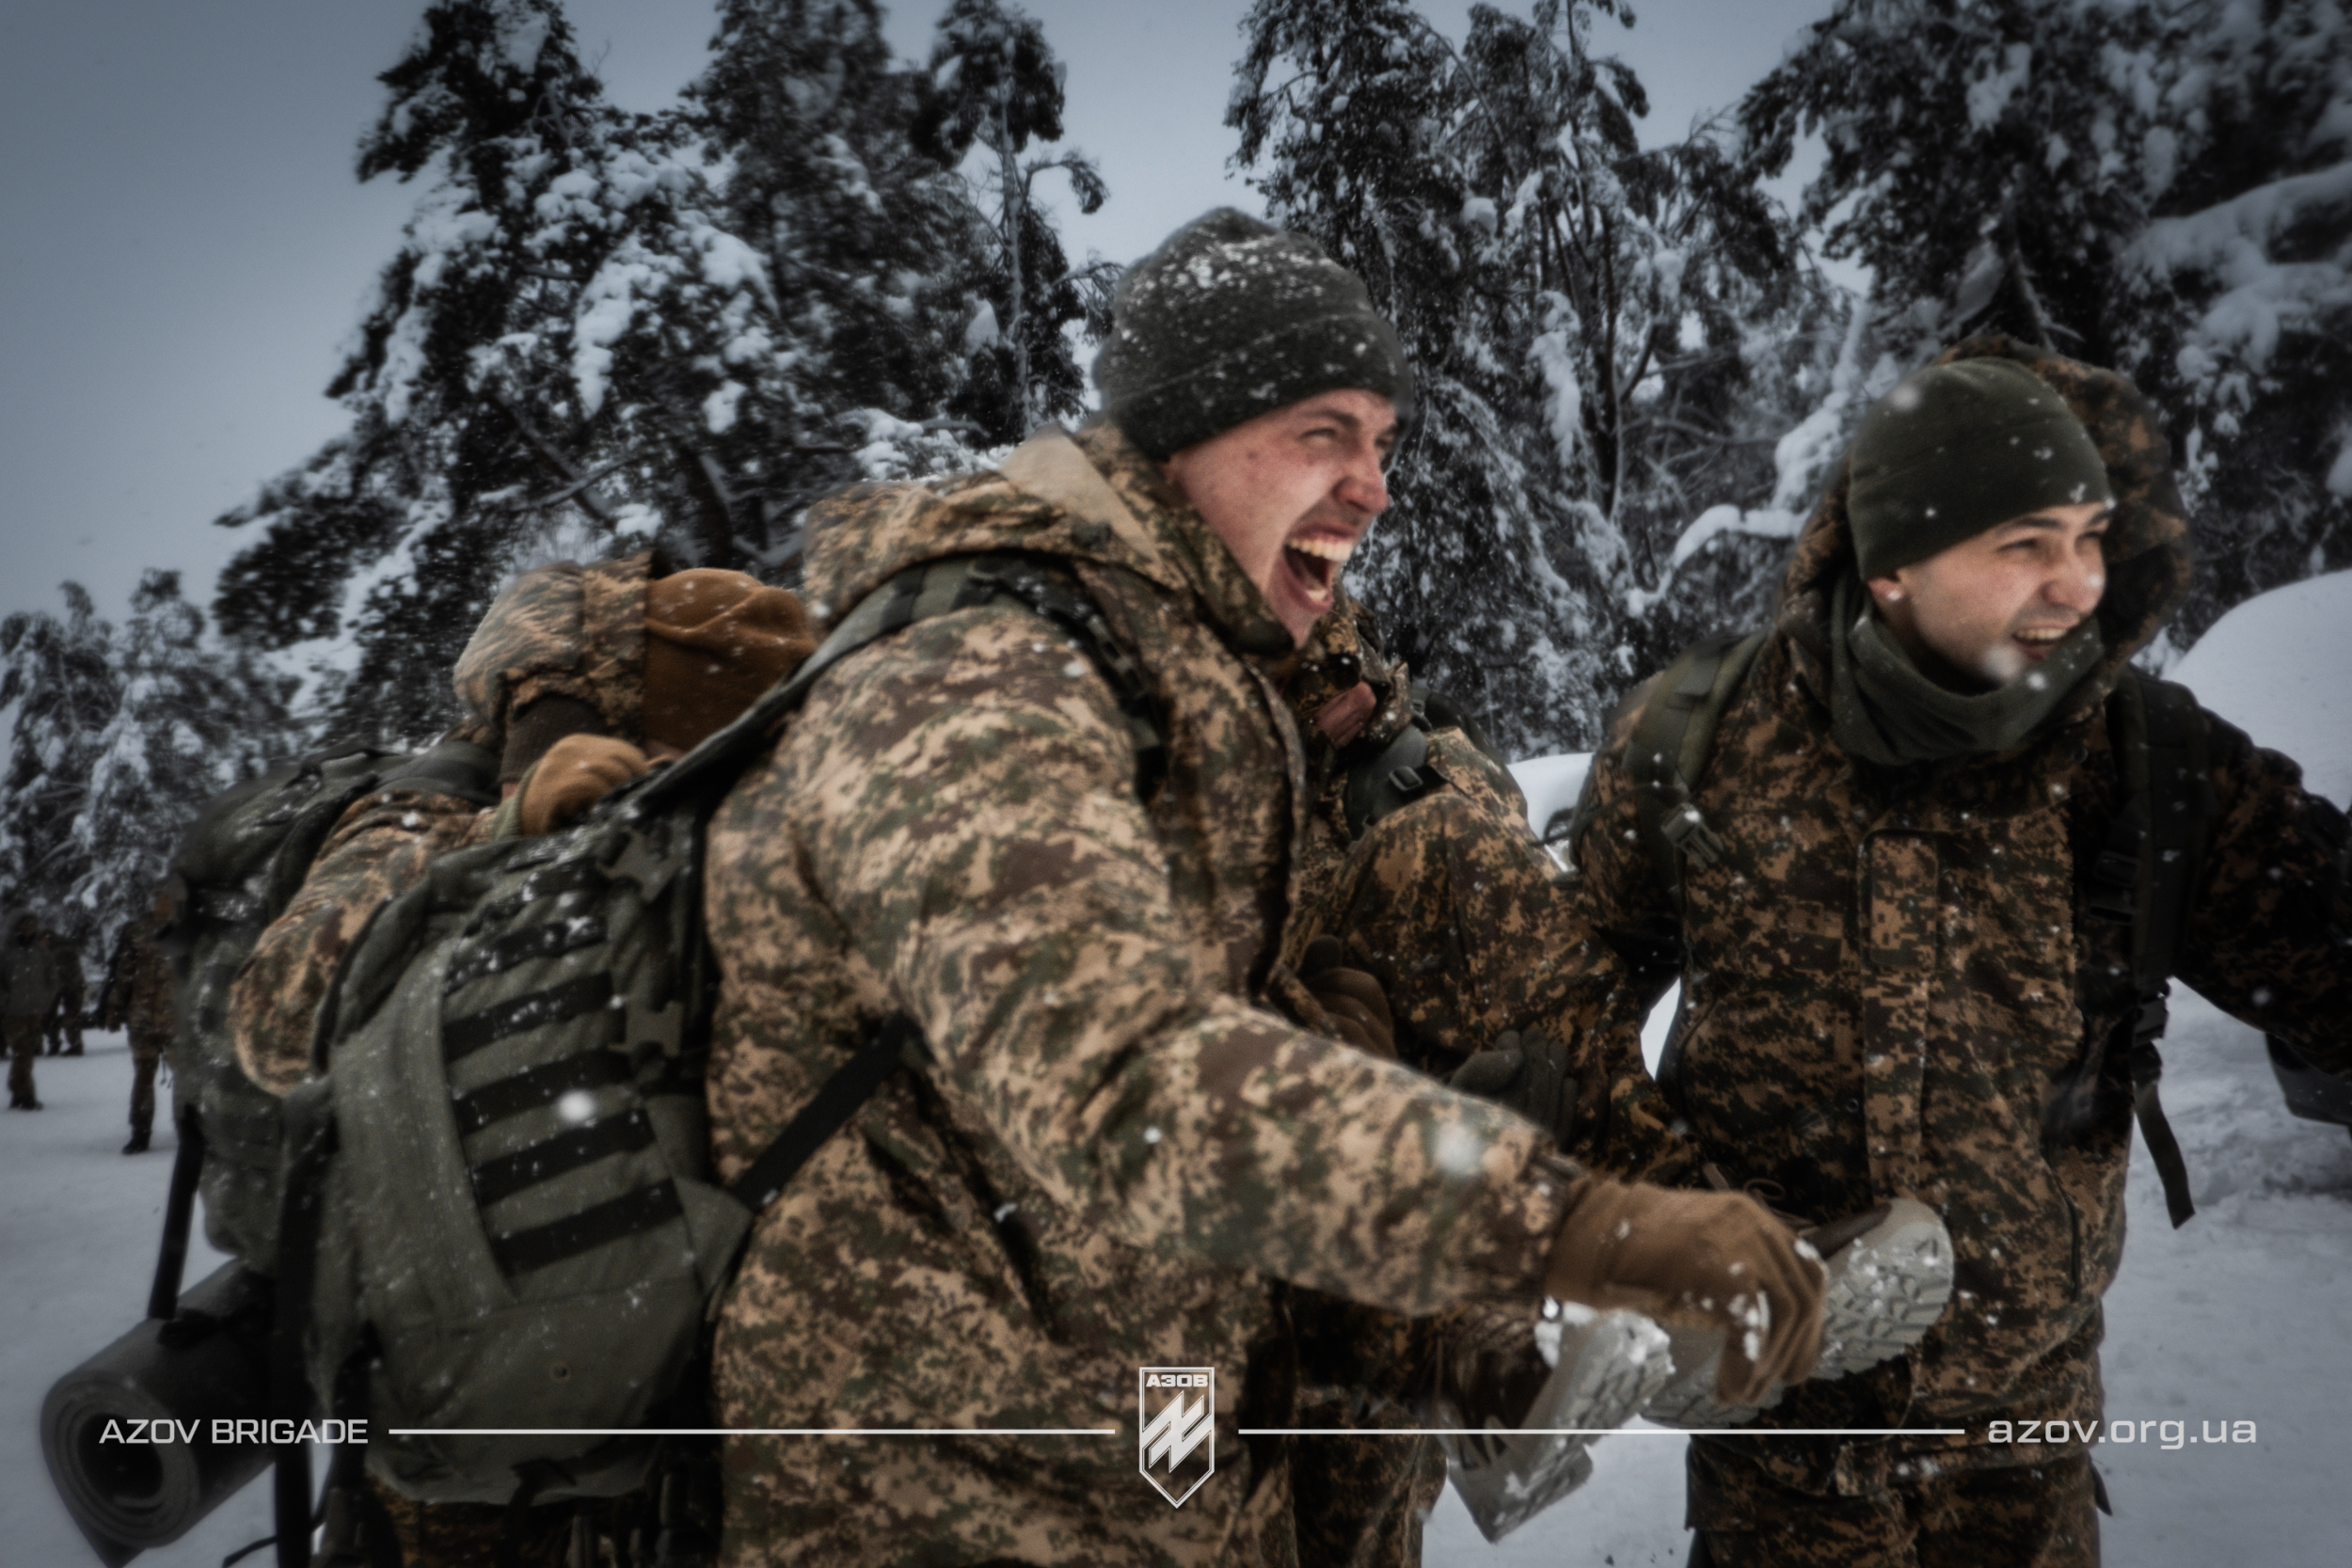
xmin=700 ymin=425 xmax=1574 ymax=1568
xmin=1571 ymin=337 xmax=2352 ymax=1493
xmin=103 ymin=911 xmax=177 ymax=1051
xmin=230 ymin=556 xmax=650 ymax=1095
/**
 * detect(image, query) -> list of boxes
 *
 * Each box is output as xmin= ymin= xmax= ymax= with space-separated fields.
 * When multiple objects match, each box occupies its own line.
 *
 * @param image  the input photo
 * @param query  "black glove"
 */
xmin=1450 ymin=1028 xmax=1579 ymax=1146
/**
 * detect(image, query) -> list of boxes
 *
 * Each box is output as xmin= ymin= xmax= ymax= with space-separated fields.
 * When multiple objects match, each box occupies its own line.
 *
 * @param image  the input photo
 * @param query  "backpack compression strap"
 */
xmin=1593 ymin=630 xmax=1767 ymax=911
xmin=2084 ymin=673 xmax=2216 ymax=1228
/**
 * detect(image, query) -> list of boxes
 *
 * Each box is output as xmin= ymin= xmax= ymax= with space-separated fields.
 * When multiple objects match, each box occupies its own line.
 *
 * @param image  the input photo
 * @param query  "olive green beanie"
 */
xmin=1092 ymin=209 xmax=1414 ymax=461
xmin=1847 ymin=358 xmax=2113 ymax=578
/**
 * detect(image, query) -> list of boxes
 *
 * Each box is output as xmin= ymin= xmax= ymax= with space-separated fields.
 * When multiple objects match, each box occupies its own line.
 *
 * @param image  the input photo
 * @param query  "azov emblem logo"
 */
xmin=1137 ymin=1367 xmax=1215 ymax=1507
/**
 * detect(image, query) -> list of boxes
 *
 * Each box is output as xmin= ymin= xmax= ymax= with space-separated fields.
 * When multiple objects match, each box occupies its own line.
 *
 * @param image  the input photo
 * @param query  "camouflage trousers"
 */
xmin=129 ymin=1045 xmax=161 ymax=1135
xmin=7 ymin=1017 xmax=40 ymax=1103
xmin=1687 ymin=1439 xmax=2100 ymax=1568
xmin=1287 ymin=1291 xmax=1447 ymax=1568
xmin=47 ymin=999 xmax=83 ymax=1053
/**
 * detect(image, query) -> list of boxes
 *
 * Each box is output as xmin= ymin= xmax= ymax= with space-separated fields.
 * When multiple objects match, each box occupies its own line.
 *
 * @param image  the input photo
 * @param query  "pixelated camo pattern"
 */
xmin=230 ymin=788 xmax=491 ymax=1095
xmin=105 ymin=910 xmax=178 ymax=1055
xmin=1572 ymin=337 xmax=2352 ymax=1496
xmin=700 ymin=425 xmax=1575 ymax=1567
xmin=451 ymin=551 xmax=652 ymax=750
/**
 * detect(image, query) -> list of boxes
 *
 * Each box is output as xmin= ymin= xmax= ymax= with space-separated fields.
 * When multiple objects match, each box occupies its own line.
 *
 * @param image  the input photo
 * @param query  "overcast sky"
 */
xmin=0 ymin=0 xmax=1834 ymax=633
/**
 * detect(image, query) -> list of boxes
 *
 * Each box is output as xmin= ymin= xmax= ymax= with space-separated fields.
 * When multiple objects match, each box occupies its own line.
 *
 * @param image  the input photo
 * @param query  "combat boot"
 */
xmin=1642 ymin=1196 xmax=1955 ymax=1429
xmin=122 ymin=1130 xmax=151 ymax=1155
xmin=1430 ymin=1301 xmax=1675 ymax=1542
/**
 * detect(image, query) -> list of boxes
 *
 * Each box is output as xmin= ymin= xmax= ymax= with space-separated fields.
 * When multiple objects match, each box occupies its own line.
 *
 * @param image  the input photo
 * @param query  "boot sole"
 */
xmin=1443 ymin=1308 xmax=1675 ymax=1543
xmin=1812 ymin=1197 xmax=1954 ymax=1380
xmin=1644 ymin=1197 xmax=1955 ymax=1430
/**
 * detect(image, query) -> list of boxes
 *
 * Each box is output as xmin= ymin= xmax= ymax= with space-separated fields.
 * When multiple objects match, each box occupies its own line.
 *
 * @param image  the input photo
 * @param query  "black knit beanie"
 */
xmin=1093 ymin=209 xmax=1414 ymax=460
xmin=1848 ymin=357 xmax=2114 ymax=578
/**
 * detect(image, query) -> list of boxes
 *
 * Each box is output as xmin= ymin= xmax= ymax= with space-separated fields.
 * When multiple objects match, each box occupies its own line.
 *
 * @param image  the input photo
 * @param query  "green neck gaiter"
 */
xmin=1827 ymin=572 xmax=2103 ymax=767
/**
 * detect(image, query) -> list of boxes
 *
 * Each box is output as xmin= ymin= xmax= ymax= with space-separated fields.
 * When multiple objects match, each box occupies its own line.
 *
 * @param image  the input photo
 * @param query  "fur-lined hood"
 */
xmin=1777 ymin=334 xmax=2194 ymax=720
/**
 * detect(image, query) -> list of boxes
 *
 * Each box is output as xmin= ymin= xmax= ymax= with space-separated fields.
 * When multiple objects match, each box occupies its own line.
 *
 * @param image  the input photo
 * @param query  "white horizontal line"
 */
xmin=1241 ymin=1428 xmax=1968 ymax=1437
xmin=387 ymin=1427 xmax=1119 ymax=1438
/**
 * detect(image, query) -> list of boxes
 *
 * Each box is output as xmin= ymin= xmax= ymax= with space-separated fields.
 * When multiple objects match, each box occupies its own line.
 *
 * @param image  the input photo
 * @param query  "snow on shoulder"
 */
xmin=2169 ymin=568 xmax=2352 ymax=809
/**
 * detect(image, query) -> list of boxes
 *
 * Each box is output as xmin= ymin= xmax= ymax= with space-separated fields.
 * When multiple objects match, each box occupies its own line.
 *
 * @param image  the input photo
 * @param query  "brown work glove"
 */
xmin=1297 ymin=935 xmax=1396 ymax=1060
xmin=517 ymin=734 xmax=654 ymax=836
xmin=1544 ymin=1180 xmax=1823 ymax=1405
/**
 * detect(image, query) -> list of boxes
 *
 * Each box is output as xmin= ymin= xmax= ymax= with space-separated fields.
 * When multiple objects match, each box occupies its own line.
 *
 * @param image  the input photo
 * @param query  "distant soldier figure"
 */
xmin=103 ymin=895 xmax=178 ymax=1153
xmin=5 ymin=911 xmax=59 ymax=1110
xmin=44 ymin=928 xmax=87 ymax=1055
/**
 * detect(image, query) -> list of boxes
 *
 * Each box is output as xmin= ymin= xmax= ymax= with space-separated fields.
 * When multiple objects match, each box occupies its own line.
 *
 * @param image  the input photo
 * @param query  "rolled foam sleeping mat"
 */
xmin=40 ymin=1262 xmax=277 ymax=1565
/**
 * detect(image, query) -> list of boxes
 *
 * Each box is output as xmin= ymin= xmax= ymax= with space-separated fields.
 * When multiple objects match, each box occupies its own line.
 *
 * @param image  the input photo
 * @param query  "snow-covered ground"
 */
xmin=2 ymin=1039 xmax=283 ymax=1565
xmin=6 ymin=576 xmax=2349 ymax=1565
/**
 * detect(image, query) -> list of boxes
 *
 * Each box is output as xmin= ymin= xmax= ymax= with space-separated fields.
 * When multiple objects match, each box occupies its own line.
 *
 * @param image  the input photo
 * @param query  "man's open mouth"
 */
xmin=1283 ymin=535 xmax=1355 ymax=603
xmin=2012 ymin=624 xmax=2075 ymax=660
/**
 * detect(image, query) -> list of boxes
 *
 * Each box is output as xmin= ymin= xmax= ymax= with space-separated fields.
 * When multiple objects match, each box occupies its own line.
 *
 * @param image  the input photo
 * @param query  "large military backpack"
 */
xmin=1554 ymin=630 xmax=2217 ymax=1230
xmin=156 ymin=741 xmax=501 ymax=1290
xmin=149 ymin=553 xmax=1160 ymax=1568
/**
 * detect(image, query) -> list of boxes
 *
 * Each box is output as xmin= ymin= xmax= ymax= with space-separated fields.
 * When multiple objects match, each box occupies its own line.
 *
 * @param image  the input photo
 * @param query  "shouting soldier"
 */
xmin=699 ymin=209 xmax=1825 ymax=1566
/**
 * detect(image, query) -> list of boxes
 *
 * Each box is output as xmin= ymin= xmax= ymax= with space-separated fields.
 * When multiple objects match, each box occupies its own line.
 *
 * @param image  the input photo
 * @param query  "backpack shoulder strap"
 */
xmin=1577 ymin=629 xmax=1765 ymax=907
xmin=638 ymin=551 xmax=1168 ymax=1221
xmin=2090 ymin=671 xmax=2217 ymax=1228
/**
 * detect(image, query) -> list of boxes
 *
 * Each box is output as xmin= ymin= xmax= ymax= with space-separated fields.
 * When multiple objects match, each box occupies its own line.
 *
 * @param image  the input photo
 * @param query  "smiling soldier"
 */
xmin=701 ymin=209 xmax=1828 ymax=1567
xmin=1565 ymin=341 xmax=2352 ymax=1567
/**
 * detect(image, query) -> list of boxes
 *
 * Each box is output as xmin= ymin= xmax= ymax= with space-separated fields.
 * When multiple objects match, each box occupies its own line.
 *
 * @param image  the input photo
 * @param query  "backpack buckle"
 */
xmin=1659 ymin=802 xmax=1727 ymax=870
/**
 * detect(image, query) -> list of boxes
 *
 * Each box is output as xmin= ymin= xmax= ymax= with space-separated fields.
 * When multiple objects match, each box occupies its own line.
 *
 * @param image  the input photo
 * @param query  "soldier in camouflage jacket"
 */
xmin=700 ymin=211 xmax=1823 ymax=1567
xmin=103 ymin=896 xmax=179 ymax=1150
xmin=229 ymin=552 xmax=811 ymax=1566
xmin=1568 ymin=336 xmax=2352 ymax=1565
xmin=228 ymin=553 xmax=656 ymax=1097
xmin=1278 ymin=591 xmax=1664 ymax=1566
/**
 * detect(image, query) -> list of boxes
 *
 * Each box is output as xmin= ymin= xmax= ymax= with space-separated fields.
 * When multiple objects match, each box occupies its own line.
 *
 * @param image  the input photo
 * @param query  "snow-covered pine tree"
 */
xmin=0 ymin=577 xmax=295 ymax=958
xmin=2106 ymin=0 xmax=2352 ymax=649
xmin=1232 ymin=0 xmax=1804 ymax=752
xmin=1740 ymin=0 xmax=2352 ymax=651
xmin=1232 ymin=0 xmax=1608 ymax=755
xmin=0 ymin=585 xmax=119 ymax=940
xmin=690 ymin=0 xmax=1002 ymax=524
xmin=215 ymin=0 xmax=800 ymax=744
xmin=67 ymin=574 xmax=297 ymax=948
xmin=914 ymin=0 xmax=1113 ymax=444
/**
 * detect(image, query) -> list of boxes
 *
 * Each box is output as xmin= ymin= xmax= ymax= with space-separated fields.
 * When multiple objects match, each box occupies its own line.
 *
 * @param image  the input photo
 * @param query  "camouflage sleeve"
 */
xmin=2174 ymin=712 xmax=2352 ymax=1069
xmin=787 ymin=608 xmax=1571 ymax=1316
xmin=229 ymin=786 xmax=489 ymax=1095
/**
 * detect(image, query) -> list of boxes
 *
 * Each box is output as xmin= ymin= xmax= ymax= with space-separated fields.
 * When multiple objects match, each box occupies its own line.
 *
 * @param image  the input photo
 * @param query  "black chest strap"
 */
xmin=2083 ymin=673 xmax=2216 ymax=1228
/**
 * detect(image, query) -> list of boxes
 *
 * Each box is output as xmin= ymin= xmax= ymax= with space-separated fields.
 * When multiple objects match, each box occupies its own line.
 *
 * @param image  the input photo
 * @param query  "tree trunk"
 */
xmin=998 ymin=83 xmax=1029 ymax=438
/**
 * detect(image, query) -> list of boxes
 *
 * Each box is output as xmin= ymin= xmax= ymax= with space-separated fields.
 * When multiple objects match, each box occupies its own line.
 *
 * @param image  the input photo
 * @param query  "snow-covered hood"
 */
xmin=801 ymin=423 xmax=1296 ymax=659
xmin=1776 ymin=334 xmax=2195 ymax=719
